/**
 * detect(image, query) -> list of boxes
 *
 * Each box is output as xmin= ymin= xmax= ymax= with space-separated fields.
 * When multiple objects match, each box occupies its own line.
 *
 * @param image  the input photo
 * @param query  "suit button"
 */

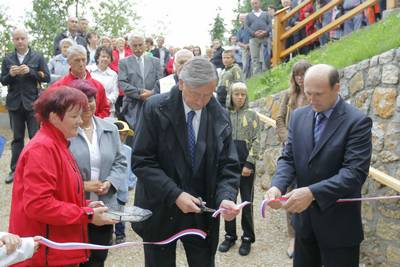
xmin=169 ymin=217 xmax=173 ymax=221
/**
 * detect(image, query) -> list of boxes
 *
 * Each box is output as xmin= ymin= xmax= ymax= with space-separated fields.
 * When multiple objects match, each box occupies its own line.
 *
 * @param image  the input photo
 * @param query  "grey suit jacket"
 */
xmin=69 ymin=117 xmax=127 ymax=207
xmin=118 ymin=55 xmax=161 ymax=129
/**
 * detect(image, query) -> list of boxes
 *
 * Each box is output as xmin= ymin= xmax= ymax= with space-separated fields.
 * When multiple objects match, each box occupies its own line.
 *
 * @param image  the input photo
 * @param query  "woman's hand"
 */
xmin=96 ymin=181 xmax=111 ymax=196
xmin=241 ymin=166 xmax=253 ymax=177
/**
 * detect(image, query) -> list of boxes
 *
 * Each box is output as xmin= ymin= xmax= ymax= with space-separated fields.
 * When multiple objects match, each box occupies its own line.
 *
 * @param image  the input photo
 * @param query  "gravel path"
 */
xmin=0 ymin=123 xmax=292 ymax=267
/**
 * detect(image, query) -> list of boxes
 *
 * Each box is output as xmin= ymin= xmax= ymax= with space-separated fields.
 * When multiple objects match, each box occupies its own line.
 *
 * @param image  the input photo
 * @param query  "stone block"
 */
xmin=367 ymin=67 xmax=381 ymax=86
xmin=362 ymin=201 xmax=374 ymax=221
xmin=340 ymin=83 xmax=350 ymax=99
xmin=387 ymin=246 xmax=400 ymax=264
xmin=379 ymin=151 xmax=400 ymax=163
xmin=372 ymin=87 xmax=397 ymax=119
xmin=376 ymin=219 xmax=400 ymax=240
xmin=270 ymin=100 xmax=280 ymax=120
xmin=372 ymin=123 xmax=385 ymax=152
xmin=379 ymin=49 xmax=395 ymax=64
xmin=344 ymin=65 xmax=358 ymax=79
xmin=370 ymin=55 xmax=379 ymax=67
xmin=378 ymin=205 xmax=400 ymax=219
xmin=358 ymin=59 xmax=370 ymax=70
xmin=354 ymin=90 xmax=370 ymax=113
xmin=382 ymin=64 xmax=400 ymax=84
xmin=348 ymin=72 xmax=364 ymax=95
xmin=264 ymin=95 xmax=274 ymax=111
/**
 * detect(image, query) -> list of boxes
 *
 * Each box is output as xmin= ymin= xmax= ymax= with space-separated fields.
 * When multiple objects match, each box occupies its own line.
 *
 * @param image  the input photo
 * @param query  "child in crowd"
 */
xmin=113 ymin=120 xmax=137 ymax=244
xmin=216 ymin=50 xmax=243 ymax=107
xmin=218 ymin=81 xmax=260 ymax=256
xmin=0 ymin=232 xmax=38 ymax=266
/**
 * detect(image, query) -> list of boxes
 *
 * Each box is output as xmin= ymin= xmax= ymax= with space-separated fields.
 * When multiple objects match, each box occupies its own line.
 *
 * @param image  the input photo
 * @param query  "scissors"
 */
xmin=197 ymin=197 xmax=216 ymax=213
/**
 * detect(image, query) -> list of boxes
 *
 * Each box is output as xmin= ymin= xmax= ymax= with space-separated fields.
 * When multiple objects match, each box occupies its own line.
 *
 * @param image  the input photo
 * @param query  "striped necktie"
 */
xmin=314 ymin=112 xmax=326 ymax=145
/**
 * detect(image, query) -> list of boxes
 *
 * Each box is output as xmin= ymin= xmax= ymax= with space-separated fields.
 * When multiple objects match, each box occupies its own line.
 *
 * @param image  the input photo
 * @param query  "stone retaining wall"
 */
xmin=250 ymin=48 xmax=400 ymax=267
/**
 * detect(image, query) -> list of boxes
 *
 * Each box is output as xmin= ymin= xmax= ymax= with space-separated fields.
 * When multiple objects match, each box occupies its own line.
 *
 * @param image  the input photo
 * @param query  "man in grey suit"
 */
xmin=265 ymin=64 xmax=372 ymax=267
xmin=118 ymin=35 xmax=161 ymax=131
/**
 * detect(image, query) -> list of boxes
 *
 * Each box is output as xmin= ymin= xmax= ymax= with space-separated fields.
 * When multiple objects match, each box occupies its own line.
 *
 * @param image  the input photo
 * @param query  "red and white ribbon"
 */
xmin=260 ymin=195 xmax=400 ymax=218
xmin=212 ymin=201 xmax=252 ymax=218
xmin=36 ymin=228 xmax=207 ymax=251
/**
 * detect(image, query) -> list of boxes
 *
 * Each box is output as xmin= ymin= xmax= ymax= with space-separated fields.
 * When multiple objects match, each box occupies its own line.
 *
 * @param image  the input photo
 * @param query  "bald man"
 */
xmin=1 ymin=28 xmax=50 ymax=184
xmin=53 ymin=16 xmax=87 ymax=55
xmin=265 ymin=64 xmax=372 ymax=267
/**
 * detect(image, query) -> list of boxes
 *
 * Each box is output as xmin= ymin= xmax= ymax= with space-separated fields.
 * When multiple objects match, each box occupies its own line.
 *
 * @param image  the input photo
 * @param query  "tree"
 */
xmin=90 ymin=0 xmax=140 ymax=37
xmin=0 ymin=9 xmax=13 ymax=56
xmin=26 ymin=0 xmax=76 ymax=58
xmin=209 ymin=8 xmax=227 ymax=43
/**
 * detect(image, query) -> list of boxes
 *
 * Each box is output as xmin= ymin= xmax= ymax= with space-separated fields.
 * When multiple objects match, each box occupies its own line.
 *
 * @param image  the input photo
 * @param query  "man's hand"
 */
xmin=9 ymin=65 xmax=20 ymax=77
xmin=97 ymin=181 xmax=111 ymax=196
xmin=175 ymin=192 xmax=201 ymax=214
xmin=283 ymin=187 xmax=314 ymax=213
xmin=88 ymin=201 xmax=105 ymax=208
xmin=264 ymin=186 xmax=283 ymax=209
xmin=91 ymin=207 xmax=117 ymax=226
xmin=139 ymin=89 xmax=154 ymax=101
xmin=37 ymin=70 xmax=45 ymax=79
xmin=84 ymin=180 xmax=103 ymax=193
xmin=19 ymin=64 xmax=30 ymax=75
xmin=241 ymin=166 xmax=253 ymax=177
xmin=219 ymin=200 xmax=240 ymax=221
xmin=0 ymin=233 xmax=22 ymax=255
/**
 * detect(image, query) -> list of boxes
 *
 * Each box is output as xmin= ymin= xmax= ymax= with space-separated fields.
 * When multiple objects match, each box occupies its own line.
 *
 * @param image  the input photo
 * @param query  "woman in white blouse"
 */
xmin=87 ymin=46 xmax=119 ymax=117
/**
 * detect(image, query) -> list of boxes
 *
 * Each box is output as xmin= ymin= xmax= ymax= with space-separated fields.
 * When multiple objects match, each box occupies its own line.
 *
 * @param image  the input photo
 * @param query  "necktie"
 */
xmin=187 ymin=111 xmax=196 ymax=169
xmin=314 ymin=112 xmax=326 ymax=145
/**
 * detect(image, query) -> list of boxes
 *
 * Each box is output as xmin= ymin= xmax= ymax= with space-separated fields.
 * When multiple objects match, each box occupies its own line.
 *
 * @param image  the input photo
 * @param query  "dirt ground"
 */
xmin=0 ymin=122 xmax=292 ymax=267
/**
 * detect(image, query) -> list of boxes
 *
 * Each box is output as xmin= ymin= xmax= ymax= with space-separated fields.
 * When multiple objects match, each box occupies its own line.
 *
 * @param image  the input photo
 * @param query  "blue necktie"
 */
xmin=187 ymin=111 xmax=196 ymax=169
xmin=314 ymin=112 xmax=325 ymax=145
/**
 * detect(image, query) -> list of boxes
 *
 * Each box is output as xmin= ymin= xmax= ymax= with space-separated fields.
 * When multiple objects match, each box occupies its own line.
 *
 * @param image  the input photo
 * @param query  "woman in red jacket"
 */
xmin=8 ymin=86 xmax=115 ymax=267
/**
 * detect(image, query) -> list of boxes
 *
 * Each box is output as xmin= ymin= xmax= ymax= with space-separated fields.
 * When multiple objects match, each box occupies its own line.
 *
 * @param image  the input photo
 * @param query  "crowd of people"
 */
xmin=0 ymin=0 xmax=379 ymax=266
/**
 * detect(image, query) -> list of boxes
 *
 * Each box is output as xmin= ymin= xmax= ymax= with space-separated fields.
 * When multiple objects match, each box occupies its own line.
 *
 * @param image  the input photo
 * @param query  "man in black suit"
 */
xmin=265 ymin=64 xmax=372 ymax=267
xmin=1 ymin=28 xmax=50 ymax=183
xmin=151 ymin=36 xmax=170 ymax=77
xmin=132 ymin=57 xmax=241 ymax=267
xmin=53 ymin=16 xmax=86 ymax=56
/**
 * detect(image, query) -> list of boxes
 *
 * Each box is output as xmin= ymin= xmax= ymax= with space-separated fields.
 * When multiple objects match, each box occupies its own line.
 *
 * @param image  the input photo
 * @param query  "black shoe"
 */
xmin=5 ymin=173 xmax=13 ymax=184
xmin=239 ymin=240 xmax=251 ymax=256
xmin=218 ymin=238 xmax=235 ymax=253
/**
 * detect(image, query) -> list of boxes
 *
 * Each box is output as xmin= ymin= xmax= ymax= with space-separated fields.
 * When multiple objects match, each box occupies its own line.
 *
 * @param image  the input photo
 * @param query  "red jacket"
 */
xmin=110 ymin=48 xmax=132 ymax=73
xmin=51 ymin=71 xmax=110 ymax=118
xmin=166 ymin=56 xmax=174 ymax=76
xmin=9 ymin=122 xmax=93 ymax=266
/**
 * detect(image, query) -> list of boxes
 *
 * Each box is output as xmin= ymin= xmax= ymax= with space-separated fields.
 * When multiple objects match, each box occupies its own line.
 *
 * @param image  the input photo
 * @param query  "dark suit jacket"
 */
xmin=118 ymin=55 xmax=161 ymax=129
xmin=1 ymin=48 xmax=50 ymax=111
xmin=132 ymin=86 xmax=240 ymax=253
xmin=151 ymin=47 xmax=170 ymax=67
xmin=53 ymin=31 xmax=86 ymax=56
xmin=272 ymin=98 xmax=372 ymax=248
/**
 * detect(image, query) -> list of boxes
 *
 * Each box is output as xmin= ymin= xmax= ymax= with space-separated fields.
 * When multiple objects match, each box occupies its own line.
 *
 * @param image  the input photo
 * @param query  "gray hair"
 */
xmin=179 ymin=57 xmax=217 ymax=87
xmin=174 ymin=49 xmax=194 ymax=64
xmin=59 ymin=38 xmax=74 ymax=48
xmin=128 ymin=34 xmax=143 ymax=44
xmin=66 ymin=44 xmax=87 ymax=59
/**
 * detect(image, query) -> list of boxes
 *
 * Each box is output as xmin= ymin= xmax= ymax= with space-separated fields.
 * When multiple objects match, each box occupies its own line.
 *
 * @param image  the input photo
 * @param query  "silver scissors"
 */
xmin=197 ymin=197 xmax=216 ymax=213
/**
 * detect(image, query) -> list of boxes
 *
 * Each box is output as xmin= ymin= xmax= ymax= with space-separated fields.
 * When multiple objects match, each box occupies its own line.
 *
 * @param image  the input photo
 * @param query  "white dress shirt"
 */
xmin=182 ymin=98 xmax=202 ymax=141
xmin=17 ymin=49 xmax=29 ymax=64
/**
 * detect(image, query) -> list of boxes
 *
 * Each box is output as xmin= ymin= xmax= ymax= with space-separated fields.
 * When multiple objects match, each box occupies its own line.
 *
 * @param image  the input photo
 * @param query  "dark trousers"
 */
xmin=144 ymin=236 xmax=214 ymax=267
xmin=294 ymin=232 xmax=360 ymax=267
xmin=115 ymin=199 xmax=126 ymax=237
xmin=115 ymin=95 xmax=124 ymax=121
xmin=224 ymin=172 xmax=255 ymax=242
xmin=80 ymin=224 xmax=113 ymax=267
xmin=8 ymin=107 xmax=38 ymax=173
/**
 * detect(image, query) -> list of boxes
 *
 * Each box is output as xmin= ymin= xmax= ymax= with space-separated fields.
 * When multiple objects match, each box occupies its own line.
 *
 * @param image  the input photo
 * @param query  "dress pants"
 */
xmin=144 ymin=235 xmax=214 ymax=267
xmin=224 ymin=172 xmax=255 ymax=242
xmin=8 ymin=106 xmax=39 ymax=173
xmin=294 ymin=232 xmax=360 ymax=267
xmin=80 ymin=224 xmax=113 ymax=267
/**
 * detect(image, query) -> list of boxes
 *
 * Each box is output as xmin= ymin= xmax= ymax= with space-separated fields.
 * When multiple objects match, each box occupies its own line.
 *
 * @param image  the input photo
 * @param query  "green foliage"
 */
xmin=26 ymin=0 xmax=76 ymax=58
xmin=209 ymin=8 xmax=227 ymax=42
xmin=90 ymin=0 xmax=139 ymax=37
xmin=0 ymin=9 xmax=13 ymax=56
xmin=248 ymin=13 xmax=400 ymax=100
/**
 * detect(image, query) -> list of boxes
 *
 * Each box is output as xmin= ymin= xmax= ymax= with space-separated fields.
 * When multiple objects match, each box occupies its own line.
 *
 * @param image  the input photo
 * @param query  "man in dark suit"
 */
xmin=132 ymin=57 xmax=241 ymax=267
xmin=151 ymin=36 xmax=170 ymax=77
xmin=53 ymin=16 xmax=87 ymax=56
xmin=265 ymin=64 xmax=372 ymax=267
xmin=118 ymin=35 xmax=161 ymax=131
xmin=1 ymin=28 xmax=50 ymax=184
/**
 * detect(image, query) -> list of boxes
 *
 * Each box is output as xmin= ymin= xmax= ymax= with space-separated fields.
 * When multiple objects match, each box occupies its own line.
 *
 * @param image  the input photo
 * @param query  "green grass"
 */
xmin=248 ymin=13 xmax=400 ymax=100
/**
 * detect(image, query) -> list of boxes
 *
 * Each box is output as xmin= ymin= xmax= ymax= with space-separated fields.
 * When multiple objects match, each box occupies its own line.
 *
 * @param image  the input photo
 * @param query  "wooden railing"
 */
xmin=273 ymin=0 xmax=382 ymax=66
xmin=256 ymin=112 xmax=400 ymax=192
